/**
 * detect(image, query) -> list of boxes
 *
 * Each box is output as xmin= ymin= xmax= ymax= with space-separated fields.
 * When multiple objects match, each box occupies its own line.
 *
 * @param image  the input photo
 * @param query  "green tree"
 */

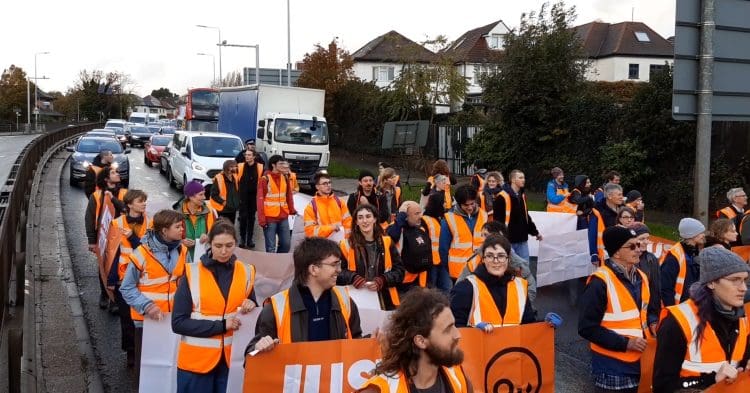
xmin=150 ymin=87 xmax=178 ymax=101
xmin=0 ymin=65 xmax=34 ymax=122
xmin=330 ymin=79 xmax=390 ymax=147
xmin=297 ymin=39 xmax=355 ymax=126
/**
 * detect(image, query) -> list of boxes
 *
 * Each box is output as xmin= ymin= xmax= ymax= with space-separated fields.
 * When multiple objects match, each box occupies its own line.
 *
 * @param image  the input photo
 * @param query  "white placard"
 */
xmin=193 ymin=241 xmax=207 ymax=261
xmin=327 ymin=230 xmax=345 ymax=244
xmin=346 ymin=286 xmax=381 ymax=310
xmin=227 ymin=308 xmax=262 ymax=393
xmin=535 ymin=229 xmax=595 ymax=287
xmin=526 ymin=211 xmax=578 ymax=257
xmin=139 ymin=314 xmax=180 ymax=393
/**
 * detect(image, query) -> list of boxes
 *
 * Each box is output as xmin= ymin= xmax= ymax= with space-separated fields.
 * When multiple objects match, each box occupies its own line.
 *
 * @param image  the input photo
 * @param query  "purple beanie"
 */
xmin=184 ymin=180 xmax=204 ymax=197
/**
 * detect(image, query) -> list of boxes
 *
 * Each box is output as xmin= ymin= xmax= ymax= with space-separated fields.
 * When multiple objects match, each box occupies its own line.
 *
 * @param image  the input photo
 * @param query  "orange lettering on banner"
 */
xmin=638 ymin=338 xmax=657 ymax=393
xmin=243 ymin=323 xmax=555 ymax=393
xmin=704 ymin=372 xmax=750 ymax=392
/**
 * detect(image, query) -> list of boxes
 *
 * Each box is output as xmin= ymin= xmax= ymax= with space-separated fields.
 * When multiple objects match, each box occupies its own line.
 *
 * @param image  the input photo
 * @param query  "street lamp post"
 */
xmin=196 ymin=25 xmax=222 ymax=86
xmin=34 ymin=51 xmax=50 ymax=131
xmin=196 ymin=53 xmax=216 ymax=85
xmin=287 ymin=0 xmax=292 ymax=86
xmin=217 ymin=42 xmax=259 ymax=85
xmin=27 ymin=75 xmax=50 ymax=131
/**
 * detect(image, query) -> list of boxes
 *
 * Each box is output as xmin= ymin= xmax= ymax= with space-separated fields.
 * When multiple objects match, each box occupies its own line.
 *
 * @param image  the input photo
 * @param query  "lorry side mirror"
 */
xmin=257 ymin=127 xmax=264 ymax=140
xmin=258 ymin=120 xmax=265 ymax=127
xmin=266 ymin=129 xmax=273 ymax=142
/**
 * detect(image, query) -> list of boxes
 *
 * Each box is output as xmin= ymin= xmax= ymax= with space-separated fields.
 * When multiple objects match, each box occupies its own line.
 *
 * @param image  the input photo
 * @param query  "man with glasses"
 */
xmin=246 ymin=237 xmax=363 ymax=354
xmin=579 ymin=226 xmax=659 ymax=393
xmin=660 ymin=218 xmax=706 ymax=307
xmin=304 ymin=172 xmax=351 ymax=239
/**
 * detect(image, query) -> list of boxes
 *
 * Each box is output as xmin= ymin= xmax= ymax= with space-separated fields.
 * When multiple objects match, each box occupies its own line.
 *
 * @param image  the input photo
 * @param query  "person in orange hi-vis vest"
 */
xmin=715 ymin=187 xmax=746 ymax=248
xmin=469 ymin=159 xmax=487 ymax=192
xmin=385 ymin=201 xmax=435 ymax=294
xmin=545 ymin=167 xmax=577 ymax=214
xmin=659 ymin=218 xmax=706 ymax=307
xmin=246 ymin=237 xmax=363 ymax=354
xmin=174 ymin=180 xmax=218 ymax=260
xmin=209 ymin=160 xmax=240 ymax=224
xmin=653 ymin=247 xmax=750 ymax=392
xmin=478 ymin=171 xmax=504 ymax=221
xmin=423 ymin=160 xmax=456 ymax=212
xmin=339 ymin=204 xmax=405 ymax=310
xmin=439 ymin=185 xmax=487 ymax=290
xmin=172 ymin=220 xmax=258 ymax=392
xmin=376 ymin=167 xmax=402 ymax=228
xmin=357 ymin=288 xmax=473 ymax=393
xmin=492 ymin=170 xmax=542 ymax=261
xmin=450 ymin=235 xmax=536 ymax=330
xmin=579 ymin=226 xmax=659 ymax=393
xmin=108 ymin=189 xmax=151 ymax=368
xmin=84 ymin=149 xmax=115 ymax=198
xmin=625 ymin=190 xmax=645 ymax=223
xmin=257 ymin=155 xmax=297 ymax=253
xmin=304 ymin=172 xmax=352 ymax=239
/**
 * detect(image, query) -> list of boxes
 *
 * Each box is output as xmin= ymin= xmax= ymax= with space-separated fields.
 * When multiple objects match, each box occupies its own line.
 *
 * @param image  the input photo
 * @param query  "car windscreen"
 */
xmin=129 ymin=116 xmax=146 ymax=124
xmin=274 ymin=119 xmax=328 ymax=145
xmin=105 ymin=122 xmax=124 ymax=129
xmin=77 ymin=139 xmax=124 ymax=154
xmin=151 ymin=136 xmax=171 ymax=146
xmin=147 ymin=126 xmax=161 ymax=133
xmin=104 ymin=127 xmax=125 ymax=135
xmin=130 ymin=126 xmax=149 ymax=133
xmin=191 ymin=136 xmax=242 ymax=158
xmin=160 ymin=127 xmax=176 ymax=134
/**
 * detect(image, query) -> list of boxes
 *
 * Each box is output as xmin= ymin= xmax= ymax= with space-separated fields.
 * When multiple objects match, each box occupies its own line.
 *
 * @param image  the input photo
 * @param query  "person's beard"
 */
xmin=425 ymin=340 xmax=464 ymax=367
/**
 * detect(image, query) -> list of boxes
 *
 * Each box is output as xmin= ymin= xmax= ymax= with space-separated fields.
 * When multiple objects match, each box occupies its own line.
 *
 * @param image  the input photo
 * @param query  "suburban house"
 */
xmin=34 ymin=87 xmax=64 ymax=122
xmin=443 ymin=20 xmax=510 ymax=108
xmin=131 ymin=95 xmax=171 ymax=118
xmin=351 ymin=30 xmax=437 ymax=89
xmin=574 ymin=21 xmax=674 ymax=82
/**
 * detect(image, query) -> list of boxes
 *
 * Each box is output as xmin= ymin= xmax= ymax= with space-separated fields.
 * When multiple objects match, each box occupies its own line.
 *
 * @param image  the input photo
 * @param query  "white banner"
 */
xmin=526 ymin=211 xmax=578 ymax=257
xmin=535 ymin=229 xmax=595 ymax=287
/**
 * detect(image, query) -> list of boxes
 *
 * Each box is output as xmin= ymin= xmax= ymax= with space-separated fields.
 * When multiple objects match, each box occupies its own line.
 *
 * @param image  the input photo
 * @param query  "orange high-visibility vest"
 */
xmin=304 ymin=194 xmax=352 ymax=238
xmin=428 ymin=176 xmax=452 ymax=210
xmin=546 ymin=186 xmax=577 ymax=214
xmin=473 ymin=173 xmax=485 ymax=191
xmin=664 ymin=299 xmax=748 ymax=377
xmin=181 ymin=202 xmax=218 ymax=239
xmin=176 ymin=261 xmax=255 ymax=373
xmin=422 ymin=216 xmax=441 ymax=266
xmin=591 ymin=208 xmax=607 ymax=264
xmin=236 ymin=162 xmax=263 ymax=184
xmin=359 ymin=366 xmax=470 ymax=393
xmin=289 ymin=172 xmax=300 ymax=192
xmin=466 ymin=252 xmax=482 ymax=273
xmin=209 ymin=173 xmax=238 ymax=212
xmin=262 ymin=173 xmax=290 ymax=218
xmin=588 ymin=265 xmax=651 ymax=363
xmin=111 ymin=215 xmax=151 ymax=281
xmin=269 ymin=286 xmax=352 ymax=344
xmin=444 ymin=210 xmax=487 ymax=278
xmin=93 ymin=188 xmax=127 ymax=222
xmin=378 ymin=187 xmax=403 ymax=230
xmin=128 ymin=243 xmax=188 ymax=321
xmin=497 ymin=191 xmax=511 ymax=226
xmin=658 ymin=242 xmax=687 ymax=304
xmin=716 ymin=206 xmax=738 ymax=220
xmin=340 ymin=237 xmax=401 ymax=306
xmin=465 ymin=275 xmax=527 ymax=326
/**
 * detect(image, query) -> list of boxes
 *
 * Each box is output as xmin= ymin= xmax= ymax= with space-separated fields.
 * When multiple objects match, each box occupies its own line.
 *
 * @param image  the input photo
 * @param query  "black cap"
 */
xmin=358 ymin=169 xmax=375 ymax=181
xmin=603 ymin=226 xmax=637 ymax=257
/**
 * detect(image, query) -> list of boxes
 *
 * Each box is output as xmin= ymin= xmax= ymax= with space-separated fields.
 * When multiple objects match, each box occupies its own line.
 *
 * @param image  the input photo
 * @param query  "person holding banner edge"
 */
xmin=174 ymin=180 xmax=219 ymax=260
xmin=171 ymin=220 xmax=257 ymax=393
xmin=246 ymin=237 xmax=363 ymax=354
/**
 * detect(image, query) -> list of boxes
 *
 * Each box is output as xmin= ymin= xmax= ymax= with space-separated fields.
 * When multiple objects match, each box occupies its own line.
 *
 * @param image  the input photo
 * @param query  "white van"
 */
xmin=166 ymin=131 xmax=244 ymax=188
xmin=128 ymin=112 xmax=159 ymax=125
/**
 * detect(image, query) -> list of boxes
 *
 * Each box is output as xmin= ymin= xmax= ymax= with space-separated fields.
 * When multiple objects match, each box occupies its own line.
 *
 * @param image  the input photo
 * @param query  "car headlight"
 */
xmin=82 ymin=160 xmax=91 ymax=169
xmin=191 ymin=162 xmax=205 ymax=172
xmin=149 ymin=148 xmax=157 ymax=155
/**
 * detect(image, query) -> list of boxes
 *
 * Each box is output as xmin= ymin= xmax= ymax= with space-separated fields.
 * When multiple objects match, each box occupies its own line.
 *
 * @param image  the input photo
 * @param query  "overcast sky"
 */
xmin=1 ymin=0 xmax=675 ymax=97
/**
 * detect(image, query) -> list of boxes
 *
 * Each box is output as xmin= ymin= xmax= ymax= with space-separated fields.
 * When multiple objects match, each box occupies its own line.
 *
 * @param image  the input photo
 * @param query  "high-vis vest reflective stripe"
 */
xmin=422 ymin=216 xmax=441 ymax=266
xmin=716 ymin=206 xmax=738 ymax=220
xmin=497 ymin=191 xmax=511 ymax=226
xmin=176 ymin=261 xmax=255 ymax=373
xmin=340 ymin=237 xmax=401 ymax=306
xmin=378 ymin=187 xmax=403 ymax=230
xmin=665 ymin=299 xmax=748 ymax=377
xmin=236 ymin=162 xmax=263 ymax=184
xmin=591 ymin=208 xmax=606 ymax=264
xmin=128 ymin=244 xmax=188 ymax=321
xmin=466 ymin=275 xmax=527 ymax=326
xmin=658 ymin=242 xmax=687 ymax=304
xmin=93 ymin=188 xmax=128 ymax=222
xmin=112 ymin=215 xmax=151 ymax=281
xmin=588 ymin=265 xmax=651 ymax=363
xmin=428 ymin=176 xmax=452 ymax=210
xmin=360 ymin=366 xmax=470 ymax=393
xmin=304 ymin=194 xmax=352 ymax=238
xmin=466 ymin=252 xmax=482 ymax=273
xmin=209 ymin=173 xmax=238 ymax=212
xmin=262 ymin=174 xmax=290 ymax=218
xmin=270 ymin=286 xmax=351 ymax=344
xmin=289 ymin=172 xmax=300 ymax=193
xmin=546 ymin=187 xmax=577 ymax=214
xmin=445 ymin=210 xmax=487 ymax=278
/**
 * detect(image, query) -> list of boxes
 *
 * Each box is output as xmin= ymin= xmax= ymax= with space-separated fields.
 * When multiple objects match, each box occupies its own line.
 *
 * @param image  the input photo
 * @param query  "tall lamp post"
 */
xmin=27 ymin=75 xmax=50 ymax=131
xmin=286 ymin=0 xmax=292 ymax=86
xmin=196 ymin=25 xmax=222 ymax=86
xmin=217 ymin=42 xmax=259 ymax=85
xmin=196 ymin=52 xmax=216 ymax=85
xmin=34 ymin=51 xmax=50 ymax=130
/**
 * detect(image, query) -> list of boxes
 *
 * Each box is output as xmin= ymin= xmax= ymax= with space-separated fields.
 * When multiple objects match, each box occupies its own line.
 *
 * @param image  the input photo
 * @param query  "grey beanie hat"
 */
xmin=698 ymin=247 xmax=750 ymax=285
xmin=679 ymin=218 xmax=705 ymax=239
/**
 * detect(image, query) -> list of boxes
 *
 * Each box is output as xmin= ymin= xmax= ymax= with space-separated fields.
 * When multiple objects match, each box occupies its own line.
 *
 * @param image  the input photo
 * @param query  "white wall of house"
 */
xmin=352 ymin=62 xmax=405 ymax=88
xmin=132 ymin=105 xmax=167 ymax=116
xmin=586 ymin=56 xmax=673 ymax=82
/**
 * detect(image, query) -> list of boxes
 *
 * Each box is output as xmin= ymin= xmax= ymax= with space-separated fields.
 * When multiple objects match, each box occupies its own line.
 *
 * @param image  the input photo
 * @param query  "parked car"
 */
xmin=126 ymin=125 xmax=155 ymax=147
xmin=66 ymin=136 xmax=130 ymax=187
xmin=144 ymin=135 xmax=171 ymax=167
xmin=147 ymin=124 xmax=162 ymax=135
xmin=166 ymin=131 xmax=243 ymax=189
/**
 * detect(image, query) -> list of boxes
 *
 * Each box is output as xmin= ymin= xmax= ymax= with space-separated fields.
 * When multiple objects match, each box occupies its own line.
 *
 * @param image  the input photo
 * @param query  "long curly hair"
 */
xmin=373 ymin=288 xmax=451 ymax=377
xmin=349 ymin=204 xmax=384 ymax=249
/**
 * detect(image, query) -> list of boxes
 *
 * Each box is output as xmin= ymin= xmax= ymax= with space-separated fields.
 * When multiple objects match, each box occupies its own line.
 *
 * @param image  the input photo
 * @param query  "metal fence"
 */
xmin=434 ymin=124 xmax=482 ymax=176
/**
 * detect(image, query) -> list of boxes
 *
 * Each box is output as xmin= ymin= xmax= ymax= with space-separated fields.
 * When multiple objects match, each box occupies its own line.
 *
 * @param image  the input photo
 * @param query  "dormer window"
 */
xmin=634 ymin=32 xmax=650 ymax=42
xmin=487 ymin=34 xmax=505 ymax=50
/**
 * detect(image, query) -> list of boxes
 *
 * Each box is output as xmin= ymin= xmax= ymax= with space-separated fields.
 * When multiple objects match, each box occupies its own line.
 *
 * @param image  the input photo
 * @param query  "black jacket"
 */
xmin=637 ymin=251 xmax=661 ymax=318
xmin=246 ymin=282 xmax=363 ymax=353
xmin=386 ymin=214 xmax=433 ymax=290
xmin=237 ymin=162 xmax=260 ymax=207
xmin=594 ymin=199 xmax=619 ymax=228
xmin=450 ymin=264 xmax=536 ymax=327
xmin=171 ymin=254 xmax=257 ymax=338
xmin=84 ymin=186 xmax=126 ymax=244
xmin=210 ymin=172 xmax=240 ymax=213
xmin=653 ymin=304 xmax=750 ymax=392
xmin=346 ymin=188 xmax=388 ymax=224
xmin=338 ymin=237 xmax=405 ymax=310
xmin=493 ymin=185 xmax=539 ymax=243
xmin=659 ymin=242 xmax=700 ymax=307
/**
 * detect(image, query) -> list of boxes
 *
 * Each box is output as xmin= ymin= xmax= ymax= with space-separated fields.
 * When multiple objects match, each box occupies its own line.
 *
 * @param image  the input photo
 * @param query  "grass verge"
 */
xmin=327 ymin=160 xmax=360 ymax=179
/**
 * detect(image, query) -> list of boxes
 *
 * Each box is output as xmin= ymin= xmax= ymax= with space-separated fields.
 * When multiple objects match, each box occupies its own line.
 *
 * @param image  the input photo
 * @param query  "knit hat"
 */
xmin=358 ymin=169 xmax=375 ymax=181
xmin=679 ymin=218 xmax=705 ymax=239
xmin=698 ymin=247 xmax=750 ymax=285
xmin=184 ymin=180 xmax=205 ymax=197
xmin=551 ymin=167 xmax=563 ymax=178
xmin=603 ymin=226 xmax=637 ymax=257
xmin=626 ymin=190 xmax=642 ymax=202
xmin=631 ymin=222 xmax=650 ymax=236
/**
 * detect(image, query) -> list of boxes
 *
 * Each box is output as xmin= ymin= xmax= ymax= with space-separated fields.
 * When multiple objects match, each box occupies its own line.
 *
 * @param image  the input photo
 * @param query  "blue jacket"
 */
xmin=439 ymin=207 xmax=479 ymax=267
xmin=120 ymin=231 xmax=190 ymax=324
xmin=546 ymin=180 xmax=569 ymax=205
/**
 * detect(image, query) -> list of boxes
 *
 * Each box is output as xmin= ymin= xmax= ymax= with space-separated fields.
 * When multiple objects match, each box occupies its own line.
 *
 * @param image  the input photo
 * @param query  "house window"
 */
xmin=473 ymin=65 xmax=497 ymax=85
xmin=634 ymin=32 xmax=651 ymax=42
xmin=649 ymin=64 xmax=666 ymax=79
xmin=487 ymin=34 xmax=505 ymax=50
xmin=372 ymin=66 xmax=395 ymax=83
xmin=628 ymin=64 xmax=640 ymax=79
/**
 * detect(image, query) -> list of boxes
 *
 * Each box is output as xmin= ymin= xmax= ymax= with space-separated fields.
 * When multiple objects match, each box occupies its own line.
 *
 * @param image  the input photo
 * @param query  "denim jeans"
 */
xmin=176 ymin=358 xmax=229 ymax=393
xmin=430 ymin=265 xmax=453 ymax=294
xmin=263 ymin=219 xmax=291 ymax=253
xmin=511 ymin=241 xmax=530 ymax=261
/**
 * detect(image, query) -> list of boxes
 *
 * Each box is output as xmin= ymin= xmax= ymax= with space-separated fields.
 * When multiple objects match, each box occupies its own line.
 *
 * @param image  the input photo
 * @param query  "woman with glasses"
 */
xmin=653 ymin=247 xmax=750 ymax=392
xmin=617 ymin=206 xmax=637 ymax=228
xmin=450 ymin=234 xmax=535 ymax=331
xmin=338 ymin=204 xmax=405 ymax=310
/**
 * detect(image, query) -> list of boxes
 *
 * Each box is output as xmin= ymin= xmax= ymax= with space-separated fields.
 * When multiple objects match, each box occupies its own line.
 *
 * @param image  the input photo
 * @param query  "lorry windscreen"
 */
xmin=274 ymin=119 xmax=328 ymax=145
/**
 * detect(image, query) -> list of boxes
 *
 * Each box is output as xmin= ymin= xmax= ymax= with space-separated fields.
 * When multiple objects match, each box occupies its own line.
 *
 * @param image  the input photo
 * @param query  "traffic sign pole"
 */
xmin=694 ymin=0 xmax=715 ymax=225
